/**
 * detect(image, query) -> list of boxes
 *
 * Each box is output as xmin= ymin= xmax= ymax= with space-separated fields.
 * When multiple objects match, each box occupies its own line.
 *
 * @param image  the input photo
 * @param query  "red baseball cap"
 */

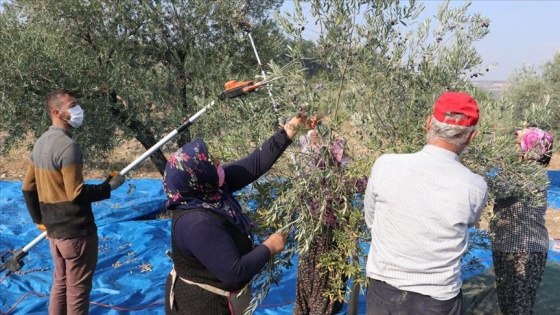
xmin=433 ymin=92 xmax=479 ymax=126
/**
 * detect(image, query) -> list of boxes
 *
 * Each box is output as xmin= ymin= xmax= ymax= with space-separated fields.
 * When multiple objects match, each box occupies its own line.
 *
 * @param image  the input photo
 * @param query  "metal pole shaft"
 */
xmin=119 ymin=101 xmax=215 ymax=175
xmin=22 ymin=231 xmax=47 ymax=252
xmin=246 ymin=32 xmax=279 ymax=120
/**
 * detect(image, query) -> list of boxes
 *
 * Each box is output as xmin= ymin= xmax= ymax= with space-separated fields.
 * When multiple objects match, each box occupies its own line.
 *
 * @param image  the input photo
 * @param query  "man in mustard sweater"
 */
xmin=22 ymin=89 xmax=125 ymax=315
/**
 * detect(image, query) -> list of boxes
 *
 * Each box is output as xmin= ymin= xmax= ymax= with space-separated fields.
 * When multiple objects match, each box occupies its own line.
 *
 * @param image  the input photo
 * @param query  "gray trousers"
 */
xmin=48 ymin=233 xmax=98 ymax=315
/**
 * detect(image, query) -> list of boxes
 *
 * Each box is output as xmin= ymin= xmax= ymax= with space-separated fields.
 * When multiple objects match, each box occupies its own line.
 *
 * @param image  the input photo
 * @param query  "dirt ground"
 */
xmin=1 ymin=141 xmax=560 ymax=238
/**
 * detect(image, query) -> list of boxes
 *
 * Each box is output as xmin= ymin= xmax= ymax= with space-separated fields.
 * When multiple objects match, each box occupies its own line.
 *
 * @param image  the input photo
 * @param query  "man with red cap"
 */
xmin=363 ymin=92 xmax=488 ymax=314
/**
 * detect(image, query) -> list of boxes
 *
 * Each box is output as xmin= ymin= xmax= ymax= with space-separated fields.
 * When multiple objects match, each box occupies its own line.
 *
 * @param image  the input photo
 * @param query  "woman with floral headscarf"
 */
xmin=490 ymin=127 xmax=553 ymax=315
xmin=163 ymin=113 xmax=315 ymax=315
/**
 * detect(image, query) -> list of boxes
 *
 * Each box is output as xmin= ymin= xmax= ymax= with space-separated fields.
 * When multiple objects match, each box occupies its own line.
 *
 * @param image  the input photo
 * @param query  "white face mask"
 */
xmin=61 ymin=105 xmax=84 ymax=128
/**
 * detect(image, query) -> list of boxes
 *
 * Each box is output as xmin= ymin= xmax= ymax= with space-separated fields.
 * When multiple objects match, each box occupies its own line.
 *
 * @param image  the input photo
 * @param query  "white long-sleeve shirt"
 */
xmin=364 ymin=145 xmax=488 ymax=300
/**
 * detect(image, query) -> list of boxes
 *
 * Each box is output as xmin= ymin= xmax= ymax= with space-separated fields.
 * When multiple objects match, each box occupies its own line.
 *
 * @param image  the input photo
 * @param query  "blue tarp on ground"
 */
xmin=547 ymin=171 xmax=560 ymax=209
xmin=1 ymin=175 xmax=560 ymax=314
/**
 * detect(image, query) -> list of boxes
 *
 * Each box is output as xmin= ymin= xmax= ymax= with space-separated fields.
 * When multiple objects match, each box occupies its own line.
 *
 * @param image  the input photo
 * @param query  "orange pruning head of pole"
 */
xmin=218 ymin=80 xmax=263 ymax=100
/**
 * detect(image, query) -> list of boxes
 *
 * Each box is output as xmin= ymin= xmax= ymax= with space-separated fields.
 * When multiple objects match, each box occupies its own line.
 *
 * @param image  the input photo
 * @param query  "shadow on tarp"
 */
xmin=1 ymin=179 xmax=559 ymax=314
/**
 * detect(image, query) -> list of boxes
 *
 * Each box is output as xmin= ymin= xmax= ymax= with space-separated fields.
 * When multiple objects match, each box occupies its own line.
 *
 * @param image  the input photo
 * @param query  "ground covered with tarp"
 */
xmin=1 ymin=177 xmax=559 ymax=315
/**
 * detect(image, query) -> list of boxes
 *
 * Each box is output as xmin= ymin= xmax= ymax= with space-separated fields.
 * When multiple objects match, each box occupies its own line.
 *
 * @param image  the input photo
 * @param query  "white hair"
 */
xmin=427 ymin=114 xmax=476 ymax=149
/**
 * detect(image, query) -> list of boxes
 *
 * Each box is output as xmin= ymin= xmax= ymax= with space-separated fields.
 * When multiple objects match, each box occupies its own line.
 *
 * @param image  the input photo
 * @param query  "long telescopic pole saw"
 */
xmin=0 ymin=100 xmax=216 ymax=276
xmin=241 ymin=23 xmax=281 ymax=126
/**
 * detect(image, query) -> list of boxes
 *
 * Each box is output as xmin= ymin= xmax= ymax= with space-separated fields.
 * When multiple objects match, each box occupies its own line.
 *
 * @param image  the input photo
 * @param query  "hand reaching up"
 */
xmin=284 ymin=111 xmax=324 ymax=140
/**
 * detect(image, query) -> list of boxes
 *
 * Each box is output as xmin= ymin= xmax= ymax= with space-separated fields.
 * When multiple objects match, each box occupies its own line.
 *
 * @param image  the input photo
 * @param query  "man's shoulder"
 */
xmin=377 ymin=151 xmax=412 ymax=159
xmin=37 ymin=127 xmax=74 ymax=144
xmin=34 ymin=129 xmax=81 ymax=161
xmin=375 ymin=152 xmax=416 ymax=164
xmin=469 ymin=170 xmax=488 ymax=190
xmin=456 ymin=164 xmax=488 ymax=194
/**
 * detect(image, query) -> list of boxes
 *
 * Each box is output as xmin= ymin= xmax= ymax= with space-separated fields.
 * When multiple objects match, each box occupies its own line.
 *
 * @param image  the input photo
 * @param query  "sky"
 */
xmin=280 ymin=0 xmax=560 ymax=82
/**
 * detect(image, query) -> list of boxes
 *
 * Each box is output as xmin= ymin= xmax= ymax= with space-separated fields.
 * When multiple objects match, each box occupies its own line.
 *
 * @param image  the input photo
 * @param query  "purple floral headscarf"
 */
xmin=162 ymin=139 xmax=251 ymax=233
xmin=516 ymin=127 xmax=554 ymax=165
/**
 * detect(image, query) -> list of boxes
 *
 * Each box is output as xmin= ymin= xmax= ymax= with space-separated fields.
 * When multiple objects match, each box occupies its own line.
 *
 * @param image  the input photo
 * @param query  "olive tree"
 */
xmin=502 ymin=52 xmax=560 ymax=134
xmin=0 ymin=0 xmax=284 ymax=175
xmin=476 ymin=52 xmax=560 ymax=227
